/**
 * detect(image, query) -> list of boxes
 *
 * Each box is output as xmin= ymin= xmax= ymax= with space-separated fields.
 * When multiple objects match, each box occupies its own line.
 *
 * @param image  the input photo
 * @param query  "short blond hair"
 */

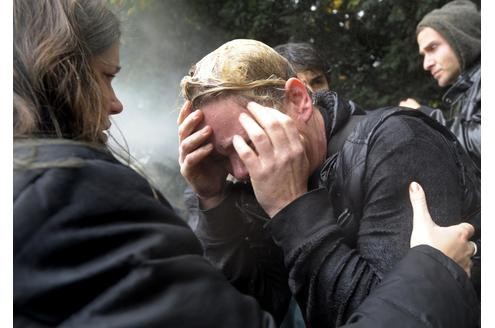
xmin=180 ymin=39 xmax=296 ymax=109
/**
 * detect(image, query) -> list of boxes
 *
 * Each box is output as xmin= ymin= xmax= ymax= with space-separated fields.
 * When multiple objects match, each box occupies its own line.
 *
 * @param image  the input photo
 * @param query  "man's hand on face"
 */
xmin=178 ymin=101 xmax=228 ymax=209
xmin=232 ymin=101 xmax=311 ymax=218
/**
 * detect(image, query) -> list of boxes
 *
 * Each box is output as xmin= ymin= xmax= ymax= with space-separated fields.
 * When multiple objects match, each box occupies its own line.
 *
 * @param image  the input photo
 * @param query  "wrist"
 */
xmin=197 ymin=183 xmax=231 ymax=210
xmin=198 ymin=193 xmax=226 ymax=210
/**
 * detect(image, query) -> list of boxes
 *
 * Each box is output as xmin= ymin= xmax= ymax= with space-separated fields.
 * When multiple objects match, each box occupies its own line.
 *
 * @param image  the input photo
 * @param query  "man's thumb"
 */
xmin=409 ymin=182 xmax=434 ymax=227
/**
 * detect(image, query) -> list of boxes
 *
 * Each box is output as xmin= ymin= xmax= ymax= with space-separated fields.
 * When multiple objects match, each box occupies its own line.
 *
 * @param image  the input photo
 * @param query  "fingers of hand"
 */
xmin=178 ymin=109 xmax=205 ymax=143
xmin=457 ymin=222 xmax=475 ymax=240
xmin=456 ymin=239 xmax=475 ymax=277
xmin=238 ymin=112 xmax=273 ymax=155
xmin=246 ymin=102 xmax=290 ymax=149
xmin=466 ymin=259 xmax=473 ymax=277
xmin=399 ymin=98 xmax=420 ymax=109
xmin=177 ymin=100 xmax=193 ymax=125
xmin=266 ymin=108 xmax=305 ymax=150
xmin=460 ymin=257 xmax=473 ymax=278
xmin=246 ymin=101 xmax=274 ymax=127
xmin=463 ymin=253 xmax=474 ymax=278
xmin=244 ymin=102 xmax=303 ymax=155
xmin=180 ymin=142 xmax=214 ymax=169
xmin=409 ymin=182 xmax=435 ymax=227
xmin=178 ymin=123 xmax=212 ymax=166
xmin=232 ymin=134 xmax=257 ymax=169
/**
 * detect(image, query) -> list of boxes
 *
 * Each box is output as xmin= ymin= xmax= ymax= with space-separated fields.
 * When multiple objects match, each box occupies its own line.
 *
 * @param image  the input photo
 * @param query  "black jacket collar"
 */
xmin=443 ymin=60 xmax=481 ymax=106
xmin=313 ymin=90 xmax=366 ymax=154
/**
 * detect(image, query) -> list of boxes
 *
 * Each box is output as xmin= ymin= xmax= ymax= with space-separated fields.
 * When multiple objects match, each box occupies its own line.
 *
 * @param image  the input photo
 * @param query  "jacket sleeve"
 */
xmin=418 ymin=104 xmax=480 ymax=169
xmin=14 ymin=160 xmax=276 ymax=328
xmin=267 ymin=114 xmax=479 ymax=327
xmin=194 ymin=183 xmax=292 ymax=325
xmin=341 ymin=245 xmax=480 ymax=328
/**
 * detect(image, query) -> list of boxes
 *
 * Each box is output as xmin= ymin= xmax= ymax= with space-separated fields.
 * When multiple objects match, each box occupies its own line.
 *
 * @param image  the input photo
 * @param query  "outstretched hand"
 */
xmin=409 ymin=181 xmax=475 ymax=276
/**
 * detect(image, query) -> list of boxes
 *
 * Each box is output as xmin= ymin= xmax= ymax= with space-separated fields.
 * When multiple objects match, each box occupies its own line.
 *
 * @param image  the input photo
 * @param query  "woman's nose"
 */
xmin=110 ymin=95 xmax=123 ymax=115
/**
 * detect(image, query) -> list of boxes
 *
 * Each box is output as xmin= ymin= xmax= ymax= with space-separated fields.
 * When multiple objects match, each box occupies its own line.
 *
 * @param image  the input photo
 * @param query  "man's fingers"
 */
xmin=178 ymin=109 xmax=203 ymax=143
xmin=409 ymin=182 xmax=435 ymax=228
xmin=232 ymin=134 xmax=257 ymax=169
xmin=467 ymin=259 xmax=473 ymax=277
xmin=177 ymin=100 xmax=193 ymax=125
xmin=458 ymin=222 xmax=475 ymax=240
xmin=179 ymin=125 xmax=212 ymax=163
xmin=245 ymin=101 xmax=273 ymax=125
xmin=180 ymin=143 xmax=214 ymax=170
xmin=238 ymin=112 xmax=273 ymax=155
xmin=245 ymin=101 xmax=301 ymax=152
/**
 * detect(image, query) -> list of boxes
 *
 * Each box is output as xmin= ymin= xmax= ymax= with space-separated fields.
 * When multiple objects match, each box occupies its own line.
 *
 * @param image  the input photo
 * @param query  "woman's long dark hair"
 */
xmin=14 ymin=0 xmax=121 ymax=143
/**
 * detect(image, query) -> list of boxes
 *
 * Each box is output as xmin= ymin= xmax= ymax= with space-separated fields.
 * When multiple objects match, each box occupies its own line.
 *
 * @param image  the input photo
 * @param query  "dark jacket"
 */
xmin=343 ymin=245 xmax=480 ymax=328
xmin=419 ymin=60 xmax=481 ymax=171
xmin=194 ymin=91 xmax=481 ymax=328
xmin=13 ymin=139 xmax=480 ymax=328
xmin=13 ymin=139 xmax=275 ymax=328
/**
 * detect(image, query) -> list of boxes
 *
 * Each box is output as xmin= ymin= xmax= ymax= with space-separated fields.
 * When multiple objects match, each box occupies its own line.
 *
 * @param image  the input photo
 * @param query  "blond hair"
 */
xmin=180 ymin=39 xmax=296 ymax=109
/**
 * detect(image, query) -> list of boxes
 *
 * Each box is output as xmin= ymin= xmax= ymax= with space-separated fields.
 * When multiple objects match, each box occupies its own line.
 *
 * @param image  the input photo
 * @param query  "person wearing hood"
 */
xmin=400 ymin=0 xmax=481 ymax=172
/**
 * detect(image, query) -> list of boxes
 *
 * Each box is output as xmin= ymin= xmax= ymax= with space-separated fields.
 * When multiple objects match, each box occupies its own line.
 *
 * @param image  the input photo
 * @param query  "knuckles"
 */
xmin=251 ymin=131 xmax=268 ymax=145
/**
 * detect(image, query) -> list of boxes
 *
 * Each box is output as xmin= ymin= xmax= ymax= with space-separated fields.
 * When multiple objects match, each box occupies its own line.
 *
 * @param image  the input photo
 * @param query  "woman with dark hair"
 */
xmin=13 ymin=1 xmax=274 ymax=326
xmin=13 ymin=1 xmax=479 ymax=327
xmin=14 ymin=0 xmax=123 ymax=143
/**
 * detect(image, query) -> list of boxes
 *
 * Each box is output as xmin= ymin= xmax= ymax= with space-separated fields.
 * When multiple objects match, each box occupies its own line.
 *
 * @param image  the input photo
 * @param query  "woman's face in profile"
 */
xmin=91 ymin=41 xmax=123 ymax=130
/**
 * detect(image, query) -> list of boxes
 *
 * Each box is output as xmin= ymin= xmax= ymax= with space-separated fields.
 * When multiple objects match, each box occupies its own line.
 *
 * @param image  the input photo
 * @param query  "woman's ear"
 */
xmin=284 ymin=77 xmax=314 ymax=123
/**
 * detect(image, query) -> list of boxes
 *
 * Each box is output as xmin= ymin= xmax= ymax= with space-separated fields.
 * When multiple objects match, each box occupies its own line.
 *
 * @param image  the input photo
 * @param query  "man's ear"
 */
xmin=284 ymin=77 xmax=313 ymax=123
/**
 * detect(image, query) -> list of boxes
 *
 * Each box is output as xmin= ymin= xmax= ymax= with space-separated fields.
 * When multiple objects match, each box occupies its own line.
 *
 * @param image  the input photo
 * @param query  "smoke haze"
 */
xmin=109 ymin=1 xmax=226 ymax=162
xmin=107 ymin=1 xmax=229 ymax=209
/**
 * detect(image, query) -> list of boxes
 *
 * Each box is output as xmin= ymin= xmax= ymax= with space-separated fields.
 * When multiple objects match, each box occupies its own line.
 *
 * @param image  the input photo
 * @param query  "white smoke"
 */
xmin=107 ymin=1 xmax=229 ymax=209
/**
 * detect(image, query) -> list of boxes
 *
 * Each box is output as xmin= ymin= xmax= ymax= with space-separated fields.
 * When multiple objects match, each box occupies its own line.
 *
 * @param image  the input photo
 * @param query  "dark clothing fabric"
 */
xmin=13 ymin=138 xmax=480 ymax=328
xmin=313 ymin=91 xmax=481 ymax=267
xmin=344 ymin=245 xmax=480 ymax=328
xmin=195 ymin=91 xmax=481 ymax=328
xmin=13 ymin=139 xmax=276 ymax=328
xmin=419 ymin=61 xmax=481 ymax=171
xmin=195 ymin=182 xmax=293 ymax=324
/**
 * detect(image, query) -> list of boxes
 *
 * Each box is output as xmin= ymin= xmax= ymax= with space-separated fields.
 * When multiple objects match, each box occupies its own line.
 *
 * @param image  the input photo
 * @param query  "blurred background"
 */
xmin=107 ymin=0 xmax=481 ymax=212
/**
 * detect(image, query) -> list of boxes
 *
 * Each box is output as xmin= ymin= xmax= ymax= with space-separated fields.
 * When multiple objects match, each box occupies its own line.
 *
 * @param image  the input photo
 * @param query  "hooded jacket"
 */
xmin=419 ymin=61 xmax=481 ymax=171
xmin=416 ymin=0 xmax=481 ymax=170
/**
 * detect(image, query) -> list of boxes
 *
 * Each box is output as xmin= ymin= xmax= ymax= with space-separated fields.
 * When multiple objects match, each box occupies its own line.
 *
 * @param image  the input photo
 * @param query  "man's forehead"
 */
xmin=417 ymin=27 xmax=444 ymax=46
xmin=199 ymin=97 xmax=248 ymax=125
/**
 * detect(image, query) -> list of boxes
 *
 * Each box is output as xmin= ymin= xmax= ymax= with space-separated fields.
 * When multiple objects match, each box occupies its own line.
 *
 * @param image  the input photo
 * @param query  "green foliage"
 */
xmin=105 ymin=0 xmax=480 ymax=210
xmin=181 ymin=0 xmax=480 ymax=110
